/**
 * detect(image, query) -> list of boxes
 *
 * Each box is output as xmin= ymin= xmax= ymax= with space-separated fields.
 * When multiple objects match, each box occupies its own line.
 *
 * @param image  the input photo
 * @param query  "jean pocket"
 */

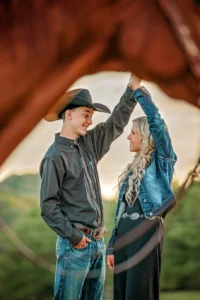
xmin=72 ymin=243 xmax=88 ymax=250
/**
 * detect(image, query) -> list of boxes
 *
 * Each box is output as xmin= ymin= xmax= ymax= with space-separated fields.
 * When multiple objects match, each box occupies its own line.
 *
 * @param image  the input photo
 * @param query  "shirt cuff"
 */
xmin=124 ymin=85 xmax=135 ymax=100
xmin=132 ymin=86 xmax=152 ymax=99
xmin=106 ymin=247 xmax=114 ymax=255
xmin=68 ymin=230 xmax=83 ymax=246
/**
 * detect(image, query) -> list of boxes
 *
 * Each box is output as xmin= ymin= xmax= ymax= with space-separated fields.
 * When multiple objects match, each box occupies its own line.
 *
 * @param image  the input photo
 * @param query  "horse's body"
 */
xmin=0 ymin=0 xmax=200 ymax=165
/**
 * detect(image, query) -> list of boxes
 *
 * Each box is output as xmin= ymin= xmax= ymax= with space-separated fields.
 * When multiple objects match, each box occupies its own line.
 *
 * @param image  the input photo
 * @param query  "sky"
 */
xmin=0 ymin=72 xmax=200 ymax=199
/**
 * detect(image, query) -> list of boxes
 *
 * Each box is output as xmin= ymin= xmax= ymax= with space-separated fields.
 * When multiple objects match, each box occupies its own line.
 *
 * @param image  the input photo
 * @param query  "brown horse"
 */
xmin=0 ymin=0 xmax=200 ymax=165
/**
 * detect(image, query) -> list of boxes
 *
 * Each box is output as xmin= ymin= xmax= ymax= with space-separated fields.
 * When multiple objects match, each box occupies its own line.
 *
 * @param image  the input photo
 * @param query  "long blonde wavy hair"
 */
xmin=118 ymin=116 xmax=155 ymax=207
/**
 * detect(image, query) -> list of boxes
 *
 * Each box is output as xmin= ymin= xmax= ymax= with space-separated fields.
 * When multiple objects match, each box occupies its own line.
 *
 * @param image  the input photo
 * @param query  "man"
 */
xmin=40 ymin=76 xmax=136 ymax=300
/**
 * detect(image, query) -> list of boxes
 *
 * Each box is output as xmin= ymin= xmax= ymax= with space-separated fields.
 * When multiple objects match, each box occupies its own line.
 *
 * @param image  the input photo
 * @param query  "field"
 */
xmin=103 ymin=290 xmax=200 ymax=300
xmin=161 ymin=291 xmax=200 ymax=300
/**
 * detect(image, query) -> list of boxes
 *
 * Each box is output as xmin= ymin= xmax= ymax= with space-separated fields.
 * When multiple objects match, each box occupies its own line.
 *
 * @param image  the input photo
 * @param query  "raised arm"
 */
xmin=85 ymin=76 xmax=139 ymax=163
xmin=132 ymin=80 xmax=177 ymax=160
xmin=40 ymin=155 xmax=83 ymax=245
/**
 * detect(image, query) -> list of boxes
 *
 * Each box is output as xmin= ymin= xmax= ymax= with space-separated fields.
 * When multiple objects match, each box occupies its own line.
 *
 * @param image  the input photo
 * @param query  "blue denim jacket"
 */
xmin=107 ymin=87 xmax=177 ymax=255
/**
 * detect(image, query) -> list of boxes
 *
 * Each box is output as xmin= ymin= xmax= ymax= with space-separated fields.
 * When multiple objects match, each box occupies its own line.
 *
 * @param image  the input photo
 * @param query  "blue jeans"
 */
xmin=54 ymin=234 xmax=106 ymax=300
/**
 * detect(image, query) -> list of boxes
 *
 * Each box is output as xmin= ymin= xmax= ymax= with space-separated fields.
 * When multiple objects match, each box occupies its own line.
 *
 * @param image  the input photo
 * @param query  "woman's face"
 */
xmin=127 ymin=125 xmax=142 ymax=152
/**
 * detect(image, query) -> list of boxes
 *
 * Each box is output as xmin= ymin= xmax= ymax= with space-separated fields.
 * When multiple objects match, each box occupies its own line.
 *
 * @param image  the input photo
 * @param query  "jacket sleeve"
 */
xmin=106 ymin=229 xmax=116 ymax=255
xmin=106 ymin=223 xmax=118 ymax=255
xmin=106 ymin=198 xmax=122 ymax=255
xmin=87 ymin=86 xmax=137 ymax=163
xmin=133 ymin=87 xmax=177 ymax=160
xmin=40 ymin=155 xmax=83 ymax=245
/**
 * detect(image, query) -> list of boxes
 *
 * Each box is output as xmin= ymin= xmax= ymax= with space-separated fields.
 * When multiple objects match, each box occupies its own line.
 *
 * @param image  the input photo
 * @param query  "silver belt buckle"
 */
xmin=130 ymin=212 xmax=140 ymax=220
xmin=93 ymin=226 xmax=108 ymax=240
xmin=122 ymin=212 xmax=128 ymax=218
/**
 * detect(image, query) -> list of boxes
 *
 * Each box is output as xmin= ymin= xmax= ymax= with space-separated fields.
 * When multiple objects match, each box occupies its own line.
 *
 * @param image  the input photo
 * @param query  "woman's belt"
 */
xmin=121 ymin=212 xmax=164 ymax=222
xmin=121 ymin=212 xmax=145 ymax=220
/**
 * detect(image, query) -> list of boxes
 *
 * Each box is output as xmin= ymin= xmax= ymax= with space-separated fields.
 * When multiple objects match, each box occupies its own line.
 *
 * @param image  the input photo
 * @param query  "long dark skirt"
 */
xmin=114 ymin=215 xmax=164 ymax=300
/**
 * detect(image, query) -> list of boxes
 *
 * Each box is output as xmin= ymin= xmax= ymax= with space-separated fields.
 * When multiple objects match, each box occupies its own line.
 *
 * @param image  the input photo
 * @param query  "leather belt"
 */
xmin=72 ymin=223 xmax=92 ymax=235
xmin=72 ymin=223 xmax=108 ymax=240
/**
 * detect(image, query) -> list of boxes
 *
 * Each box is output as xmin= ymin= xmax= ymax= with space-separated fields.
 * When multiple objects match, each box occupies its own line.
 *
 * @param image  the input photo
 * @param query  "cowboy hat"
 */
xmin=44 ymin=88 xmax=111 ymax=122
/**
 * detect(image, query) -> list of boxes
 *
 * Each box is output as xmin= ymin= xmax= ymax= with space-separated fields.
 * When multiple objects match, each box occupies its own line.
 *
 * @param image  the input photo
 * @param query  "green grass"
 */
xmin=161 ymin=291 xmax=200 ymax=300
xmin=103 ymin=291 xmax=200 ymax=300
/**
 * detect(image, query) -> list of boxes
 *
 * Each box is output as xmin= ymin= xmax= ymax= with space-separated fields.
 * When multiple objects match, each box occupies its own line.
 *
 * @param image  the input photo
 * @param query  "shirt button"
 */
xmin=143 ymin=199 xmax=147 ymax=202
xmin=71 ymin=146 xmax=73 ymax=148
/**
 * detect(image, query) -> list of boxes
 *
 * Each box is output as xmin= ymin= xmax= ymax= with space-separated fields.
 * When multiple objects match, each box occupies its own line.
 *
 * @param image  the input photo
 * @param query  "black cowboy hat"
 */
xmin=44 ymin=88 xmax=111 ymax=122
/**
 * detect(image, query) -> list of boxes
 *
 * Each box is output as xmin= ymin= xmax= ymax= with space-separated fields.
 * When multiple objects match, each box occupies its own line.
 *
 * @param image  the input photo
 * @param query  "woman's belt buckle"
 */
xmin=130 ymin=212 xmax=140 ymax=220
xmin=122 ymin=212 xmax=128 ymax=218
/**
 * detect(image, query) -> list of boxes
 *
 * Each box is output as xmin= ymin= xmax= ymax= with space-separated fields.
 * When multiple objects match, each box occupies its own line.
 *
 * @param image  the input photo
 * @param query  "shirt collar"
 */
xmin=55 ymin=133 xmax=79 ymax=147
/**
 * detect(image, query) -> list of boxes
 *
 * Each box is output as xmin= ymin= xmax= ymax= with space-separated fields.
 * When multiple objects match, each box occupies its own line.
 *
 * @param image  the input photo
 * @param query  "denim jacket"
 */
xmin=107 ymin=87 xmax=177 ymax=255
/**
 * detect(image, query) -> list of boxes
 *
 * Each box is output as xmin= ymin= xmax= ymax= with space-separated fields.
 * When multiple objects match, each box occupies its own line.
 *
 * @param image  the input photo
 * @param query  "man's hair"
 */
xmin=61 ymin=111 xmax=66 ymax=121
xmin=61 ymin=107 xmax=78 ymax=121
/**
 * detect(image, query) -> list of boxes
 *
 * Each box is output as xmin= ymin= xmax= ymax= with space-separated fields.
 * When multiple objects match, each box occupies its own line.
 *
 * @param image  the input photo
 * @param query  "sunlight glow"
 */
xmin=102 ymin=185 xmax=116 ymax=200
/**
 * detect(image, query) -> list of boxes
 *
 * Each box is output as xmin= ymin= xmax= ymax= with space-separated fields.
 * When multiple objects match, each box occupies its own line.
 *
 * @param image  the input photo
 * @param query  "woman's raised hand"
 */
xmin=128 ymin=73 xmax=141 ymax=91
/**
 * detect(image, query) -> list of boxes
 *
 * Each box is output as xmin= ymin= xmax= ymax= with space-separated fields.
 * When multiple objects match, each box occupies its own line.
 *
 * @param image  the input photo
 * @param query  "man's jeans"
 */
xmin=54 ymin=234 xmax=106 ymax=300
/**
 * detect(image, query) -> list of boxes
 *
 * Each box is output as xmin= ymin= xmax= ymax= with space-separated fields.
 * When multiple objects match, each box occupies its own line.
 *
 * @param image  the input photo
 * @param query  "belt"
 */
xmin=72 ymin=223 xmax=92 ymax=235
xmin=121 ymin=212 xmax=145 ymax=220
xmin=72 ymin=223 xmax=108 ymax=240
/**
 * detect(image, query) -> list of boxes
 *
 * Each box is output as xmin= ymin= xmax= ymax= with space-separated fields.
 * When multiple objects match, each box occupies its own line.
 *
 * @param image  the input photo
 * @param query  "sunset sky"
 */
xmin=1 ymin=72 xmax=200 ymax=199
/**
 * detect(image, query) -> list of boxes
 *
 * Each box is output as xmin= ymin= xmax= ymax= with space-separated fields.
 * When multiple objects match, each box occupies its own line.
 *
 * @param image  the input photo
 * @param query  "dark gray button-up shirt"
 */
xmin=40 ymin=86 xmax=136 ymax=245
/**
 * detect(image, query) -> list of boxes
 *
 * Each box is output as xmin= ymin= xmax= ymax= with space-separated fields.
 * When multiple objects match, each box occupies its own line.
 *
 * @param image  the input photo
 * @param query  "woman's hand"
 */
xmin=107 ymin=255 xmax=114 ymax=271
xmin=128 ymin=73 xmax=141 ymax=91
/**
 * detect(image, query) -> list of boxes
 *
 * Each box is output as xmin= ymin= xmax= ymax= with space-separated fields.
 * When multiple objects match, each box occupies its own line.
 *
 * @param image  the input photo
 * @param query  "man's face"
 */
xmin=70 ymin=106 xmax=94 ymax=136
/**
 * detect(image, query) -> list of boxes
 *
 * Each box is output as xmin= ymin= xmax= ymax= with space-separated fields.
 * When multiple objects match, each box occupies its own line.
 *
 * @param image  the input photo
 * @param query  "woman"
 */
xmin=106 ymin=75 xmax=177 ymax=300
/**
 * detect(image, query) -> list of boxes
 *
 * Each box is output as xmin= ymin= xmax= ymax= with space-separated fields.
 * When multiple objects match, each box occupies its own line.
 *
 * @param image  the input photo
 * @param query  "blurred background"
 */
xmin=0 ymin=72 xmax=200 ymax=300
